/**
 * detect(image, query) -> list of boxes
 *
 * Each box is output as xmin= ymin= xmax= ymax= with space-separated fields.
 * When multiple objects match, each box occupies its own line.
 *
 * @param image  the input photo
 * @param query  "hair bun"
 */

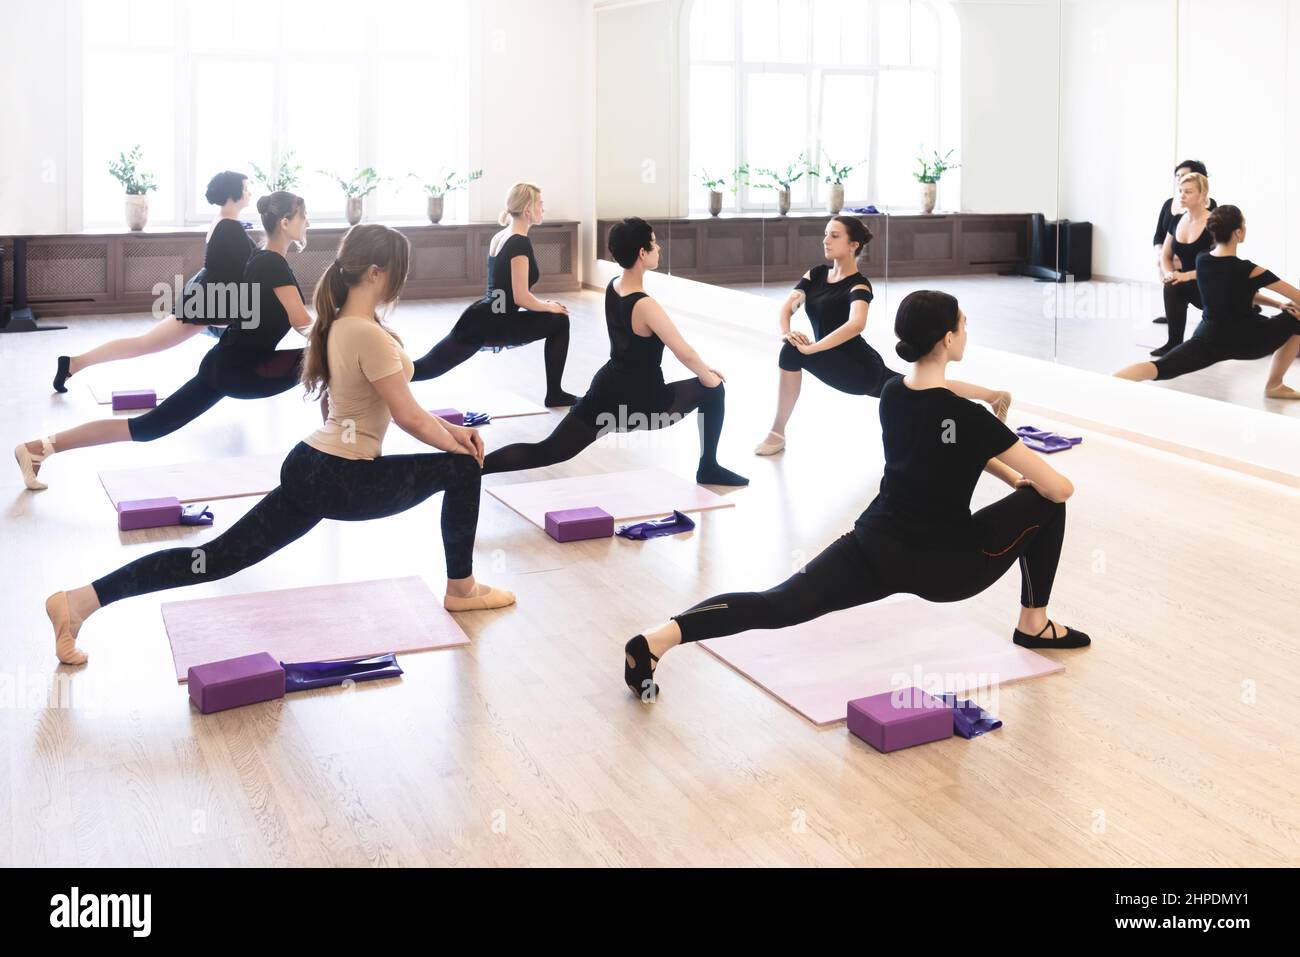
xmin=895 ymin=340 xmax=923 ymax=362
xmin=256 ymin=195 xmax=271 ymax=215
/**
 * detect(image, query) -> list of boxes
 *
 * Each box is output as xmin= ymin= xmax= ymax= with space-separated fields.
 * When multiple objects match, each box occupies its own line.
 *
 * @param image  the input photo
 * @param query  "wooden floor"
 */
xmin=2 ymin=290 xmax=1298 ymax=867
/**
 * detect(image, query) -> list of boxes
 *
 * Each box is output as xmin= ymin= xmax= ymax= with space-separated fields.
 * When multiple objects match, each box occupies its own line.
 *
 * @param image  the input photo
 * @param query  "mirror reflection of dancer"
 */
xmin=1150 ymin=172 xmax=1214 ymax=356
xmin=1149 ymin=159 xmax=1215 ymax=328
xmin=481 ymin=218 xmax=748 ymax=487
xmin=754 ymin=216 xmax=1011 ymax=457
xmin=627 ymin=290 xmax=1089 ymax=700
xmin=52 ymin=171 xmax=259 ymax=393
xmin=1116 ymin=205 xmax=1300 ymax=398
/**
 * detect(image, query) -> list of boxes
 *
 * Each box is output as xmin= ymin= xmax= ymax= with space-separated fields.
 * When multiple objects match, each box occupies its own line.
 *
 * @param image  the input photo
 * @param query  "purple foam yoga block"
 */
xmin=112 ymin=389 xmax=157 ymax=411
xmin=544 ymin=506 xmax=614 ymax=543
xmin=117 ymin=496 xmax=182 ymax=531
xmin=188 ymin=652 xmax=285 ymax=714
xmin=847 ymin=687 xmax=954 ymax=753
xmin=430 ymin=408 xmax=464 ymax=426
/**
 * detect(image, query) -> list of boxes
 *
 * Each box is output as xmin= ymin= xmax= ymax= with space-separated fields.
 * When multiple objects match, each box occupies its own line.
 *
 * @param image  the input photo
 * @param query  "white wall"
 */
xmin=468 ymin=0 xmax=593 ymax=230
xmin=593 ymin=0 xmax=682 ymax=220
xmin=0 ymin=0 xmax=80 ymax=235
xmin=1059 ymin=0 xmax=1300 ymax=281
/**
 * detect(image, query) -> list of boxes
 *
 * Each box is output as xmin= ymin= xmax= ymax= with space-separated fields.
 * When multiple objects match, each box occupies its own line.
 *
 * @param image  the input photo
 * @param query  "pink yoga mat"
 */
xmin=700 ymin=597 xmax=1064 ymax=725
xmin=160 ymin=576 xmax=469 ymax=682
xmin=100 ymin=454 xmax=283 ymax=507
xmin=486 ymin=467 xmax=734 ymax=530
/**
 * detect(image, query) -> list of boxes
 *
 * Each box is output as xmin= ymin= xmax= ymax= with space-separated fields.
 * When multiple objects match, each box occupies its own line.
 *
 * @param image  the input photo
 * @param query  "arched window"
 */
xmin=688 ymin=0 xmax=960 ymax=213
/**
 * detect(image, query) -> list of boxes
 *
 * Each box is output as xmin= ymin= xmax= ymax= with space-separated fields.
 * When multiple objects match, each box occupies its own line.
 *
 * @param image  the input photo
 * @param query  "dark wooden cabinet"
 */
xmin=596 ymin=212 xmax=1032 ymax=283
xmin=2 ymin=220 xmax=581 ymax=317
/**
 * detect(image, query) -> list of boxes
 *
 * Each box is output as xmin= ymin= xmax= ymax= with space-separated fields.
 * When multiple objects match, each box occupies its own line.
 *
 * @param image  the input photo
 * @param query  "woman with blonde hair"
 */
xmin=42 ymin=224 xmax=514 ymax=666
xmin=1151 ymin=171 xmax=1214 ymax=356
xmin=410 ymin=182 xmax=577 ymax=406
xmin=15 ymin=191 xmax=314 ymax=490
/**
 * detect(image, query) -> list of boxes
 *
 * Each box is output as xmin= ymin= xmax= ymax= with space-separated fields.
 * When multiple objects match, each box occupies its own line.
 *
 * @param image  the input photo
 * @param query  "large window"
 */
xmin=83 ymin=0 xmax=471 ymax=227
xmin=688 ymin=0 xmax=958 ymax=213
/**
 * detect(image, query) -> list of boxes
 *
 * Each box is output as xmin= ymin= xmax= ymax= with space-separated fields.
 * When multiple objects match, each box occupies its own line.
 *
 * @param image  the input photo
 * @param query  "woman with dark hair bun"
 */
xmin=478 ymin=217 xmax=748 ymax=486
xmin=49 ymin=171 xmax=257 ymax=394
xmin=1116 ymin=204 xmax=1300 ymax=397
xmin=625 ymin=290 xmax=1089 ymax=700
xmin=754 ymin=216 xmax=1011 ymax=456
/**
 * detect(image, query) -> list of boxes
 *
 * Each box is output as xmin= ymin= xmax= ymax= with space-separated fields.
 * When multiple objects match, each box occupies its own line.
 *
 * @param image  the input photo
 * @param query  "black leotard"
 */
xmin=572 ymin=280 xmax=673 ymax=427
xmin=179 ymin=219 xmax=258 ymax=325
xmin=778 ymin=264 xmax=899 ymax=397
xmin=484 ymin=233 xmax=539 ymax=312
xmin=1168 ymin=212 xmax=1213 ymax=271
xmin=1152 ymin=196 xmax=1217 ymax=247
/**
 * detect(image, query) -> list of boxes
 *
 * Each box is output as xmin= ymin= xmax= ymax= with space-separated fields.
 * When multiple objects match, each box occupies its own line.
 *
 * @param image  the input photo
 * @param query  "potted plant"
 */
xmin=751 ymin=154 xmax=810 ymax=216
xmin=410 ymin=168 xmax=484 ymax=224
xmin=322 ymin=167 xmax=383 ymax=225
xmin=913 ymin=149 xmax=958 ymax=214
xmin=698 ymin=169 xmax=732 ymax=217
xmin=249 ymin=149 xmax=303 ymax=193
xmin=108 ymin=145 xmax=157 ymax=231
xmin=815 ymin=151 xmax=858 ymax=214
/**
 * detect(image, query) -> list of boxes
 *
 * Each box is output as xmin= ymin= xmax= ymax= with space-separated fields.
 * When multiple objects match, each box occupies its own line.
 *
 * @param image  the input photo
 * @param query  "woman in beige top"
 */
xmin=44 ymin=224 xmax=514 ymax=666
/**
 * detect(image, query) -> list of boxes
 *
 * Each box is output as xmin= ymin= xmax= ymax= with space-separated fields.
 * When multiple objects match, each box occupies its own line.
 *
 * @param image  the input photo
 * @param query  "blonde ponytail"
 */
xmin=302 ymin=224 xmax=412 ymax=399
xmin=499 ymin=182 xmax=542 ymax=226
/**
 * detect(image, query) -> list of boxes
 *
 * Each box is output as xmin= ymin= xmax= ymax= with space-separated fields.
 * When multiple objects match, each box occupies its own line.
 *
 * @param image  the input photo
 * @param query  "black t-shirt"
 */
xmin=857 ymin=378 xmax=1018 ymax=546
xmin=1194 ymin=253 xmax=1280 ymax=334
xmin=484 ymin=233 xmax=539 ymax=312
xmin=205 ymin=218 xmax=258 ymax=285
xmin=795 ymin=265 xmax=873 ymax=339
xmin=1152 ymin=196 xmax=1217 ymax=247
xmin=217 ymin=249 xmax=300 ymax=352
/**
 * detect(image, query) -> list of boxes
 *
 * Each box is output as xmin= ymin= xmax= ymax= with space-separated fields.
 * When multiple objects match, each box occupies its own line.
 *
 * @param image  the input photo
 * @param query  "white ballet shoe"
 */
xmin=14 ymin=437 xmax=54 ymax=491
xmin=46 ymin=591 xmax=89 ymax=665
xmin=754 ymin=431 xmax=785 ymax=456
xmin=444 ymin=583 xmax=517 ymax=612
xmin=1264 ymin=384 xmax=1300 ymax=400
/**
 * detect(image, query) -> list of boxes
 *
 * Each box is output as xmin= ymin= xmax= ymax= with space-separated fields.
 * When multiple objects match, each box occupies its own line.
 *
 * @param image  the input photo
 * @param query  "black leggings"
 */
xmin=1160 ymin=281 xmax=1203 ymax=347
xmin=778 ymin=339 xmax=900 ymax=397
xmin=410 ymin=301 xmax=571 ymax=397
xmin=671 ymin=486 xmax=1066 ymax=643
xmin=1154 ymin=313 xmax=1300 ymax=381
xmin=92 ymin=442 xmax=482 ymax=605
xmin=482 ymin=378 xmax=728 ymax=475
xmin=127 ymin=347 xmax=304 ymax=443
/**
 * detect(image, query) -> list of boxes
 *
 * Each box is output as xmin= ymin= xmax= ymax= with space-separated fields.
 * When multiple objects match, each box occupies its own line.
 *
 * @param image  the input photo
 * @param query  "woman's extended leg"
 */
xmin=480 ymin=409 xmax=602 ymax=475
xmin=56 ymin=316 xmax=206 ymax=392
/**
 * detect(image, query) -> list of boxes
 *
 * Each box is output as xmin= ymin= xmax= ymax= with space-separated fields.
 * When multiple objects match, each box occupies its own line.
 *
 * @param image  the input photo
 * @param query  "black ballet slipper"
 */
xmin=52 ymin=356 xmax=72 ymax=393
xmin=545 ymin=391 xmax=579 ymax=408
xmin=624 ymin=635 xmax=660 ymax=700
xmin=696 ymin=463 xmax=749 ymax=487
xmin=1152 ymin=316 xmax=1168 ymax=325
xmin=1013 ymin=621 xmax=1091 ymax=649
xmin=1149 ymin=342 xmax=1178 ymax=358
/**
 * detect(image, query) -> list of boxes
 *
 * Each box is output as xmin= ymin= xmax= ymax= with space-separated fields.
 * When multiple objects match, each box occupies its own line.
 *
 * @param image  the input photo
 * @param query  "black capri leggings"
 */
xmin=778 ymin=339 xmax=900 ymax=397
xmin=410 ymin=301 xmax=571 ymax=397
xmin=481 ymin=378 xmax=728 ymax=475
xmin=92 ymin=442 xmax=483 ymax=605
xmin=1160 ymin=280 xmax=1203 ymax=347
xmin=127 ymin=347 xmax=305 ymax=443
xmin=671 ymin=485 xmax=1066 ymax=643
xmin=1154 ymin=313 xmax=1300 ymax=381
